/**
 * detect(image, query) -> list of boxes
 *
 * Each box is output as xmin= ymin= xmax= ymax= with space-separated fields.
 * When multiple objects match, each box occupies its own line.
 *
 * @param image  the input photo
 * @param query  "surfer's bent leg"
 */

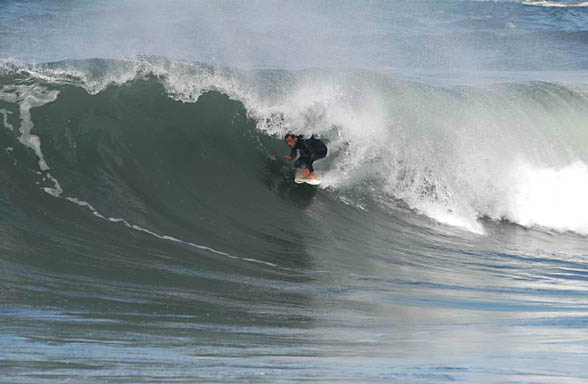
xmin=294 ymin=156 xmax=313 ymax=178
xmin=308 ymin=148 xmax=327 ymax=178
xmin=308 ymin=148 xmax=327 ymax=171
xmin=296 ymin=149 xmax=326 ymax=178
xmin=294 ymin=157 xmax=307 ymax=169
xmin=305 ymin=149 xmax=327 ymax=178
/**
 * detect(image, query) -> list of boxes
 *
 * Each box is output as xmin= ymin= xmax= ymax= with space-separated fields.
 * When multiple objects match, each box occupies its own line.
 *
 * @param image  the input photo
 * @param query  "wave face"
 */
xmin=4 ymin=58 xmax=588 ymax=235
xmin=1 ymin=58 xmax=588 ymax=383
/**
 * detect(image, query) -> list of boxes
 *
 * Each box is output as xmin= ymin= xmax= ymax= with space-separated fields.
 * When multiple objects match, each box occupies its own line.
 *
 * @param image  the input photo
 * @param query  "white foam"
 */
xmin=43 ymin=173 xmax=64 ymax=197
xmin=522 ymin=0 xmax=588 ymax=7
xmin=0 ymin=108 xmax=14 ymax=131
xmin=0 ymin=58 xmax=157 ymax=95
xmin=501 ymin=161 xmax=588 ymax=234
xmin=411 ymin=202 xmax=485 ymax=235
xmin=0 ymin=84 xmax=59 ymax=171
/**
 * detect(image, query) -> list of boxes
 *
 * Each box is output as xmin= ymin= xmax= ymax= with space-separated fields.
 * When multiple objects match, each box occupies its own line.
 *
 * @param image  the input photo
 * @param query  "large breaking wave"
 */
xmin=2 ymin=57 xmax=588 ymax=239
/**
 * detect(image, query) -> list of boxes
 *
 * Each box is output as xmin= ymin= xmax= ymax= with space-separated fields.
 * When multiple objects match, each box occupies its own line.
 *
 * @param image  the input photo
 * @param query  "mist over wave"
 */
xmin=3 ymin=0 xmax=588 ymax=71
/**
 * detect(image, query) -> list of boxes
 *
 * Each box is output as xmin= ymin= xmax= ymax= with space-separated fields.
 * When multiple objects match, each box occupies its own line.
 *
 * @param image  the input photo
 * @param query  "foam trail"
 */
xmin=0 ymin=108 xmax=14 ymax=131
xmin=0 ymin=84 xmax=58 ymax=171
xmin=1 ymin=84 xmax=63 ymax=197
xmin=66 ymin=197 xmax=279 ymax=268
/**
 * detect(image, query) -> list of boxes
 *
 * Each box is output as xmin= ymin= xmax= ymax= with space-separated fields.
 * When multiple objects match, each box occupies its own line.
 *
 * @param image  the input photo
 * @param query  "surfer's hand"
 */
xmin=283 ymin=155 xmax=292 ymax=161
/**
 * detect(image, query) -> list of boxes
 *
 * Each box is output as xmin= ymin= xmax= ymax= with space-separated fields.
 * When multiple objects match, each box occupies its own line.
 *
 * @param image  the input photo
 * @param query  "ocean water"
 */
xmin=1 ymin=1 xmax=588 ymax=383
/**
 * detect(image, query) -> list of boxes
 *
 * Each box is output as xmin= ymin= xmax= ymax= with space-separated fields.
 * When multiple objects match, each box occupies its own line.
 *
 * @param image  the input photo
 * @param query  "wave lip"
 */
xmin=522 ymin=0 xmax=588 ymax=7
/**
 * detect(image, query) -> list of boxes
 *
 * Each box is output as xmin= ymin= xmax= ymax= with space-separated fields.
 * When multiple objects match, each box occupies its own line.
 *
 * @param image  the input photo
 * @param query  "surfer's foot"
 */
xmin=308 ymin=171 xmax=317 ymax=179
xmin=301 ymin=168 xmax=310 ymax=178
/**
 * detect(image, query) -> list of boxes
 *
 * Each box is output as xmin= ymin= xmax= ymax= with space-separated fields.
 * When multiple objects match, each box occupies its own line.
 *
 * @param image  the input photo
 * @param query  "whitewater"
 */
xmin=1 ymin=1 xmax=588 ymax=383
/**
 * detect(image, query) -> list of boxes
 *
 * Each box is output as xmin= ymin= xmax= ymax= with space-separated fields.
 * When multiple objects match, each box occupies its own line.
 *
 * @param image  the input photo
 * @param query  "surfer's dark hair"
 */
xmin=284 ymin=133 xmax=296 ymax=140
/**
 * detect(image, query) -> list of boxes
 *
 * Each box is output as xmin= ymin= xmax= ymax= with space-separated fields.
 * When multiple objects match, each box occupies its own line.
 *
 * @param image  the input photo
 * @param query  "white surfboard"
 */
xmin=294 ymin=171 xmax=322 ymax=185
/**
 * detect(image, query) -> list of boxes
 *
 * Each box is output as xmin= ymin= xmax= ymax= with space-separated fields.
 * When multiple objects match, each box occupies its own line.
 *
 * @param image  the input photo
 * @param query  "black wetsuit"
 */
xmin=290 ymin=135 xmax=328 ymax=172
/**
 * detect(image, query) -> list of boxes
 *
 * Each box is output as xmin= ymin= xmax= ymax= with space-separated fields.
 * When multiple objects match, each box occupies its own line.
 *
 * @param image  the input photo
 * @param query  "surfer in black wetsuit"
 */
xmin=284 ymin=134 xmax=328 ymax=179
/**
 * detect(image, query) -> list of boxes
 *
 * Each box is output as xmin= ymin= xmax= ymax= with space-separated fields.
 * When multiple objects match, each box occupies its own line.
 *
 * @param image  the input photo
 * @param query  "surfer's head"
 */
xmin=285 ymin=134 xmax=297 ymax=148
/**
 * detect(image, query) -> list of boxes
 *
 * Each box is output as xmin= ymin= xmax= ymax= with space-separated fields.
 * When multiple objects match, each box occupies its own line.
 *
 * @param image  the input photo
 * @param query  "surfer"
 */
xmin=284 ymin=134 xmax=327 ymax=179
